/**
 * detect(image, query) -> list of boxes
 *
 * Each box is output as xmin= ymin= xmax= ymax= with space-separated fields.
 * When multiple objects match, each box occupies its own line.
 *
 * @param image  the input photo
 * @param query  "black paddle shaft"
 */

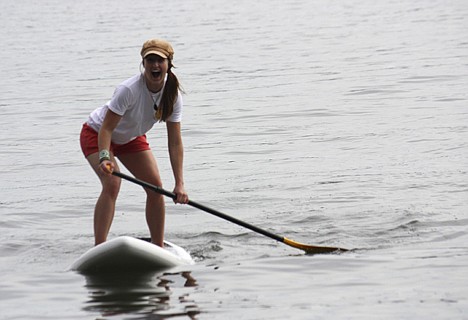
xmin=112 ymin=171 xmax=285 ymax=243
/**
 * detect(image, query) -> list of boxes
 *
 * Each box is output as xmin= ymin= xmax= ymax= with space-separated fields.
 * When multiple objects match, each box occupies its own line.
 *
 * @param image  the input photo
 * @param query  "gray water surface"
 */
xmin=1 ymin=0 xmax=467 ymax=319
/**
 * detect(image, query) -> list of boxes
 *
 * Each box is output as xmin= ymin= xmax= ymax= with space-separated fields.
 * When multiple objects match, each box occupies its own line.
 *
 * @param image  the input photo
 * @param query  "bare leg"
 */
xmin=118 ymin=150 xmax=165 ymax=247
xmin=86 ymin=152 xmax=121 ymax=245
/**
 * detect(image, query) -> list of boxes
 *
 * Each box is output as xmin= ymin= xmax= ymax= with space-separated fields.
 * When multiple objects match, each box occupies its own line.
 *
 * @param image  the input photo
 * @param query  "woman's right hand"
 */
xmin=99 ymin=160 xmax=114 ymax=174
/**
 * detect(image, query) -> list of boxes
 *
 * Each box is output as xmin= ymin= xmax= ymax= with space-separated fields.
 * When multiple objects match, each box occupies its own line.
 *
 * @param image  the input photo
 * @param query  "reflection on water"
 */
xmin=83 ymin=271 xmax=199 ymax=319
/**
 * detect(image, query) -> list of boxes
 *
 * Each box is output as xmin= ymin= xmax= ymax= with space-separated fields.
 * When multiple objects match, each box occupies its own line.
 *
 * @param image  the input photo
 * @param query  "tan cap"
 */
xmin=141 ymin=39 xmax=174 ymax=60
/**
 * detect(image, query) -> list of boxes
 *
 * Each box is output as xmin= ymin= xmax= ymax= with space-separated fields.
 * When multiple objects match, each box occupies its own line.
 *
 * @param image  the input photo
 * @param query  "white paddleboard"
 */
xmin=70 ymin=236 xmax=194 ymax=274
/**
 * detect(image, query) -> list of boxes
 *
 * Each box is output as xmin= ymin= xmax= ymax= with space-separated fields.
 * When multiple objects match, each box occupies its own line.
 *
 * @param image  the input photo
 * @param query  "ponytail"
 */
xmin=157 ymin=62 xmax=182 ymax=122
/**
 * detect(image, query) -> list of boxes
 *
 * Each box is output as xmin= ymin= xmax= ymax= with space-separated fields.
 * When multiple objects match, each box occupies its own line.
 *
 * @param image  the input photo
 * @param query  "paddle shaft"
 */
xmin=112 ymin=171 xmax=348 ymax=253
xmin=112 ymin=171 xmax=285 ymax=243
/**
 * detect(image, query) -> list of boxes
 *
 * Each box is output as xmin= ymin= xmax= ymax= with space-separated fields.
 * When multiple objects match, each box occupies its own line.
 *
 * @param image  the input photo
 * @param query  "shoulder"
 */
xmin=114 ymin=74 xmax=144 ymax=97
xmin=122 ymin=73 xmax=143 ymax=86
xmin=108 ymin=74 xmax=144 ymax=113
xmin=119 ymin=74 xmax=144 ymax=92
xmin=173 ymin=90 xmax=183 ymax=112
xmin=176 ymin=90 xmax=183 ymax=105
xmin=166 ymin=90 xmax=183 ymax=122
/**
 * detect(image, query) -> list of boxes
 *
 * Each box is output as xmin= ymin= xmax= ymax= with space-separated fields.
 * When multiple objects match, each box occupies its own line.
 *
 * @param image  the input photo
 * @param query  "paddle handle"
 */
xmin=112 ymin=171 xmax=284 ymax=243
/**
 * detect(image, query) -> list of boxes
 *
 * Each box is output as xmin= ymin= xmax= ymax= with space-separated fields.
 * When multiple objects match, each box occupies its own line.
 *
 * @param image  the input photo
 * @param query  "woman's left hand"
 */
xmin=173 ymin=185 xmax=189 ymax=204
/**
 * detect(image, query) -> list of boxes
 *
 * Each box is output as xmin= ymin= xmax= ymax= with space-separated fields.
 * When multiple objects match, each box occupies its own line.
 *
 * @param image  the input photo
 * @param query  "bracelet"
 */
xmin=99 ymin=149 xmax=110 ymax=163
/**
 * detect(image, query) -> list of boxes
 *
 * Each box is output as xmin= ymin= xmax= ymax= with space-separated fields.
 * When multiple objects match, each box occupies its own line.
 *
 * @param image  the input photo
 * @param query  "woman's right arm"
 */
xmin=98 ymin=109 xmax=122 ymax=174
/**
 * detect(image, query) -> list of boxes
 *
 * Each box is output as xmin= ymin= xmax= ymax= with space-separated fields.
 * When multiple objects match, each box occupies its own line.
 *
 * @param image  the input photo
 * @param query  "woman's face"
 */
xmin=143 ymin=54 xmax=169 ymax=92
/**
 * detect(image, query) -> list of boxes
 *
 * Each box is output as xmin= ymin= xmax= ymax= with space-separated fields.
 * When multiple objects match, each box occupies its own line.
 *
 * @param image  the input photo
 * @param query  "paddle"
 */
xmin=112 ymin=171 xmax=348 ymax=254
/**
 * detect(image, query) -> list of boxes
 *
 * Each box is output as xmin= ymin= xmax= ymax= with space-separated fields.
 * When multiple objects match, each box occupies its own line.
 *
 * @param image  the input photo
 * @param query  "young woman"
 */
xmin=80 ymin=38 xmax=189 ymax=247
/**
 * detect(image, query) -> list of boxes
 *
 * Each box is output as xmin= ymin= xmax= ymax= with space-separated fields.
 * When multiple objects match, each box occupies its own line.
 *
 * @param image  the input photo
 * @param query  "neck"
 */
xmin=147 ymin=82 xmax=163 ymax=93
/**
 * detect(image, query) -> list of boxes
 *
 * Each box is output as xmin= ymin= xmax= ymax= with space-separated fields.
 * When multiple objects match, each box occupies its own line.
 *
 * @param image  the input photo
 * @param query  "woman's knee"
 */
xmin=101 ymin=176 xmax=121 ymax=199
xmin=146 ymin=189 xmax=165 ymax=203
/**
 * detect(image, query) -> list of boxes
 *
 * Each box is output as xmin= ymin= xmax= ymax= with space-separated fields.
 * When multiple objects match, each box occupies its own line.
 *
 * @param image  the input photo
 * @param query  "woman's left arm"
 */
xmin=167 ymin=121 xmax=189 ymax=204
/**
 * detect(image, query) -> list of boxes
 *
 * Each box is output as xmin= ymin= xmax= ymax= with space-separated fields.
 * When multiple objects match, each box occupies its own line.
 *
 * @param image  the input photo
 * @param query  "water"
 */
xmin=1 ymin=0 xmax=467 ymax=318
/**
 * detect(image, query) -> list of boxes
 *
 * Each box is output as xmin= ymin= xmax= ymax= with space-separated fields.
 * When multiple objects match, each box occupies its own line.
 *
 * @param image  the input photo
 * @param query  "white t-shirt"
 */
xmin=87 ymin=73 xmax=183 ymax=145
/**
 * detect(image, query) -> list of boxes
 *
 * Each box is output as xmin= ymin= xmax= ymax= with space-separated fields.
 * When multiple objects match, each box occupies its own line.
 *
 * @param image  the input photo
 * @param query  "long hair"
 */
xmin=156 ymin=61 xmax=182 ymax=122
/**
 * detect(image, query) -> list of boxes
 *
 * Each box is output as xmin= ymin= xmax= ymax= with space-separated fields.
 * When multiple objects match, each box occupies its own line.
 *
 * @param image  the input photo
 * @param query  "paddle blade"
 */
xmin=283 ymin=237 xmax=348 ymax=254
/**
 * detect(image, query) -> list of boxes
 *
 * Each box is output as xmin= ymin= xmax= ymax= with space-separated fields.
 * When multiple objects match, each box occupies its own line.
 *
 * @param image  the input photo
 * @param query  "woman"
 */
xmin=80 ymin=38 xmax=189 ymax=247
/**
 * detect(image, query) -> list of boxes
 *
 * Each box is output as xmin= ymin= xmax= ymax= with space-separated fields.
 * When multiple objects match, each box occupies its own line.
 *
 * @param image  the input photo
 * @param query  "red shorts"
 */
xmin=80 ymin=123 xmax=150 ymax=158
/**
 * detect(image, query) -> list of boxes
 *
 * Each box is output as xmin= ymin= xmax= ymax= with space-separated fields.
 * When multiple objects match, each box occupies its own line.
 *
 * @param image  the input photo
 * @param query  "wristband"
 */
xmin=99 ymin=149 xmax=110 ymax=163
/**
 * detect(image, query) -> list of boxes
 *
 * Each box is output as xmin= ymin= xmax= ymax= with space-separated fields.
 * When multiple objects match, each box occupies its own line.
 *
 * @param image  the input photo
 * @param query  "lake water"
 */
xmin=1 ymin=0 xmax=467 ymax=319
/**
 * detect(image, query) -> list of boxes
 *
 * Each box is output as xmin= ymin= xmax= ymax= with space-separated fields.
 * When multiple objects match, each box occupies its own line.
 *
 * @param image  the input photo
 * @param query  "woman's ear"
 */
xmin=142 ymin=59 xmax=145 ymax=67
